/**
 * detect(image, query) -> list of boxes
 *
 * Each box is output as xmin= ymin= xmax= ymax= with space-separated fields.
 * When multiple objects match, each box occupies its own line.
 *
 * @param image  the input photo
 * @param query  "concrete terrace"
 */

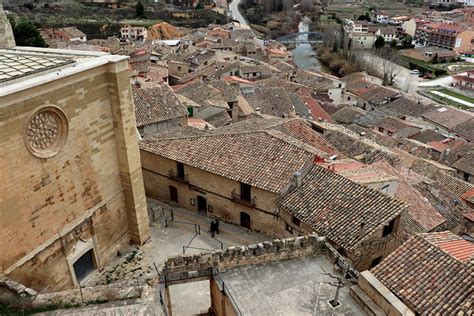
xmin=85 ymin=198 xmax=271 ymax=314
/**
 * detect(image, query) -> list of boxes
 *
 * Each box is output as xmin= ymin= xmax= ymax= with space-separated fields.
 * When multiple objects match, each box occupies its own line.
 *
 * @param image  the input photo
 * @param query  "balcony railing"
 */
xmin=169 ymin=169 xmax=188 ymax=183
xmin=231 ymin=190 xmax=256 ymax=207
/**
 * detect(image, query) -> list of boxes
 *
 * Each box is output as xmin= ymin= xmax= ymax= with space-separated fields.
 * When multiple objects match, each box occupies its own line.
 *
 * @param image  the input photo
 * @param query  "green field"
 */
xmin=438 ymin=88 xmax=474 ymax=104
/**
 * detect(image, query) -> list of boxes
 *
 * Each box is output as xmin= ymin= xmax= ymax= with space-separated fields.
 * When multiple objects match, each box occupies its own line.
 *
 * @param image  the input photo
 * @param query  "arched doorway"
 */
xmin=169 ymin=186 xmax=178 ymax=203
xmin=240 ymin=212 xmax=251 ymax=229
xmin=197 ymin=196 xmax=207 ymax=215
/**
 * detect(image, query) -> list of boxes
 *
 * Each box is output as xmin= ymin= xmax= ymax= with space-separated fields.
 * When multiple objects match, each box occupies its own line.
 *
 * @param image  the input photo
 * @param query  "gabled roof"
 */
xmin=429 ymin=170 xmax=474 ymax=204
xmin=453 ymin=153 xmax=474 ymax=175
xmin=205 ymin=110 xmax=232 ymax=128
xmin=175 ymin=81 xmax=229 ymax=109
xmin=278 ymin=164 xmax=407 ymax=250
xmin=140 ymin=129 xmax=322 ymax=193
xmin=371 ymin=232 xmax=474 ymax=315
xmin=132 ymin=82 xmax=188 ymax=127
xmin=331 ymin=106 xmax=365 ymax=124
xmin=408 ymin=129 xmax=445 ymax=144
xmin=371 ymin=161 xmax=445 ymax=232
xmin=382 ymin=96 xmax=434 ymax=118
xmin=374 ymin=117 xmax=413 ymax=133
xmin=243 ymin=87 xmax=295 ymax=118
xmin=422 ymin=107 xmax=473 ymax=130
xmin=452 ymin=118 xmax=474 ymax=142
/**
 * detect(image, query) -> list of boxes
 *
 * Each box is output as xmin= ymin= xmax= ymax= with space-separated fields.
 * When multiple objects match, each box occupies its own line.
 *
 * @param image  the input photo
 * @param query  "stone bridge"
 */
xmin=276 ymin=32 xmax=325 ymax=44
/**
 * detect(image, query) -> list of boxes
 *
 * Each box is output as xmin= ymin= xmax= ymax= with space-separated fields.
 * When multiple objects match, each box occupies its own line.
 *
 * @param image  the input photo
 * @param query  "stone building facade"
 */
xmin=0 ymin=47 xmax=149 ymax=292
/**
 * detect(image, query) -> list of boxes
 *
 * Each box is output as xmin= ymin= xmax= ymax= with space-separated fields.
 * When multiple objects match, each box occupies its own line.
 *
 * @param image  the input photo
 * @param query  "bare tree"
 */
xmin=376 ymin=48 xmax=400 ymax=86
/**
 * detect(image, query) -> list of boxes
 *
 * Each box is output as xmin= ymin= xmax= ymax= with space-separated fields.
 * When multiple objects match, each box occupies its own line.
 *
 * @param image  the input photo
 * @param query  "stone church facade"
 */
xmin=0 ymin=15 xmax=149 ymax=290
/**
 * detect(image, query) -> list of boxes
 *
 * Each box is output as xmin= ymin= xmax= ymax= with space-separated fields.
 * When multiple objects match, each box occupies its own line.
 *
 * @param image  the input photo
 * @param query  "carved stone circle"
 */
xmin=25 ymin=106 xmax=68 ymax=158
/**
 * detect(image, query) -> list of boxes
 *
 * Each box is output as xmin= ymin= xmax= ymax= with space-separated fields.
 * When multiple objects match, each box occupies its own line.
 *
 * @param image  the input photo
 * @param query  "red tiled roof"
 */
xmin=437 ymin=239 xmax=474 ymax=262
xmin=464 ymin=211 xmax=474 ymax=222
xmin=454 ymin=75 xmax=474 ymax=83
xmin=300 ymin=95 xmax=333 ymax=122
xmin=372 ymin=232 xmax=473 ymax=314
xmin=461 ymin=188 xmax=474 ymax=204
xmin=427 ymin=141 xmax=449 ymax=152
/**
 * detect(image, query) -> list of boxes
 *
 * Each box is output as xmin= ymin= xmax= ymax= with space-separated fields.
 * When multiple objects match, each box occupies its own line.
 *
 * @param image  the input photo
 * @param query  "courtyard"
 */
xmin=86 ymin=198 xmax=271 ymax=315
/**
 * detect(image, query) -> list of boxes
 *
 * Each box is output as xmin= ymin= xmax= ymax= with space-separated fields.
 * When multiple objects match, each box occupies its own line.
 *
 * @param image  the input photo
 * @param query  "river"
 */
xmin=290 ymin=18 xmax=323 ymax=71
xmin=229 ymin=0 xmax=329 ymax=73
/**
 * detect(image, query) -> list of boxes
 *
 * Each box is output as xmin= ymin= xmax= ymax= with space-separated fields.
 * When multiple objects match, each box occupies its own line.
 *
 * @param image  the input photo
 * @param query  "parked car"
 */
xmin=410 ymin=69 xmax=420 ymax=75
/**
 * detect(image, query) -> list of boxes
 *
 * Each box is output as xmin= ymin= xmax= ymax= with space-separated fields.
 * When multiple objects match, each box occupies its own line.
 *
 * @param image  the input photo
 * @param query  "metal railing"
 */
xmin=231 ymin=190 xmax=256 ymax=207
xmin=212 ymin=268 xmax=242 ymax=316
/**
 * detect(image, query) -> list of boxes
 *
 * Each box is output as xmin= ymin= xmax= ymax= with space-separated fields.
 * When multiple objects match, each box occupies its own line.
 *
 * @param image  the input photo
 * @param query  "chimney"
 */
xmin=313 ymin=155 xmax=325 ymax=164
xmin=0 ymin=3 xmax=16 ymax=49
xmin=359 ymin=220 xmax=366 ymax=238
xmin=293 ymin=171 xmax=302 ymax=188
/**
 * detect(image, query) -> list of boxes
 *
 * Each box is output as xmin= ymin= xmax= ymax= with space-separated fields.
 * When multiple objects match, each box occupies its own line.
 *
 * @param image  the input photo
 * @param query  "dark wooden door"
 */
xmin=240 ymin=212 xmax=251 ymax=229
xmin=169 ymin=186 xmax=178 ymax=203
xmin=197 ymin=196 xmax=207 ymax=215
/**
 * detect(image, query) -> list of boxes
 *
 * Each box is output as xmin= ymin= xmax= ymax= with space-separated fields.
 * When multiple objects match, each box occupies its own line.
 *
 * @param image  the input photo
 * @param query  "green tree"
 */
xmin=374 ymin=36 xmax=385 ymax=49
xmin=11 ymin=18 xmax=47 ymax=47
xmin=135 ymin=1 xmax=145 ymax=18
xmin=401 ymin=35 xmax=412 ymax=48
xmin=390 ymin=39 xmax=397 ymax=48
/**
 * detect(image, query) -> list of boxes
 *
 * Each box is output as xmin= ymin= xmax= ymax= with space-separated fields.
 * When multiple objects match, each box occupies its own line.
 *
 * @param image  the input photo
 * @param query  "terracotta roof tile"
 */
xmin=278 ymin=164 xmax=407 ymax=250
xmin=140 ymin=130 xmax=319 ymax=193
xmin=132 ymin=83 xmax=188 ymax=127
xmin=371 ymin=232 xmax=473 ymax=314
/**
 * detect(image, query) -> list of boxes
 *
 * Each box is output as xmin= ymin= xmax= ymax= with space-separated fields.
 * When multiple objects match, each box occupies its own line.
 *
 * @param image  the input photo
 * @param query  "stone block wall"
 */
xmin=0 ymin=4 xmax=15 ymax=48
xmin=141 ymin=151 xmax=285 ymax=237
xmin=1 ymin=57 xmax=148 ymax=291
xmin=161 ymin=235 xmax=325 ymax=283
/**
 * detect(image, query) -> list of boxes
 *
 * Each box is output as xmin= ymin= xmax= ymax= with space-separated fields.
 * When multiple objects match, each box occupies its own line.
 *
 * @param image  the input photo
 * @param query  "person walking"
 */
xmin=210 ymin=221 xmax=215 ymax=237
xmin=214 ymin=219 xmax=220 ymax=234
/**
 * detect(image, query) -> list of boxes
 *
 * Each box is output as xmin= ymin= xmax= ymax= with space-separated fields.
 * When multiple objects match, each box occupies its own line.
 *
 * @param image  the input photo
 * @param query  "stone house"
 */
xmin=453 ymin=70 xmax=474 ymax=91
xmin=353 ymin=232 xmax=473 ymax=315
xmin=140 ymin=118 xmax=338 ymax=235
xmin=132 ymin=81 xmax=188 ymax=136
xmin=372 ymin=117 xmax=422 ymax=138
xmin=277 ymin=164 xmax=407 ymax=271
xmin=0 ymin=46 xmax=149 ymax=291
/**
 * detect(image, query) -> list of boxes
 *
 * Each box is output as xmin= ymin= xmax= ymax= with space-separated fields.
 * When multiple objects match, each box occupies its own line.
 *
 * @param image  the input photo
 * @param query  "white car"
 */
xmin=410 ymin=69 xmax=420 ymax=75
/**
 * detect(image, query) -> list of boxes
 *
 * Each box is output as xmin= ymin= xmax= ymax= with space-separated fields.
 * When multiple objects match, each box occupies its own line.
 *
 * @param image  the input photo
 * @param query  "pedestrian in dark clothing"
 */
xmin=214 ymin=219 xmax=220 ymax=234
xmin=210 ymin=221 xmax=215 ymax=237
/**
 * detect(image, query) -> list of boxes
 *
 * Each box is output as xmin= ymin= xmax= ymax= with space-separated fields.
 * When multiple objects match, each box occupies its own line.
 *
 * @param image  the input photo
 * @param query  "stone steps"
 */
xmin=350 ymin=285 xmax=386 ymax=316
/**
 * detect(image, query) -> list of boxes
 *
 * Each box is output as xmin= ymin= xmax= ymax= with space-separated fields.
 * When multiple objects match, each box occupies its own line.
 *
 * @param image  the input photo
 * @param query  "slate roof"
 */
xmin=371 ymin=232 xmax=474 ymax=315
xmin=140 ymin=130 xmax=321 ymax=193
xmin=422 ymin=107 xmax=473 ymax=130
xmin=382 ymin=96 xmax=434 ymax=118
xmin=278 ymin=165 xmax=407 ymax=250
xmin=132 ymin=83 xmax=188 ymax=127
